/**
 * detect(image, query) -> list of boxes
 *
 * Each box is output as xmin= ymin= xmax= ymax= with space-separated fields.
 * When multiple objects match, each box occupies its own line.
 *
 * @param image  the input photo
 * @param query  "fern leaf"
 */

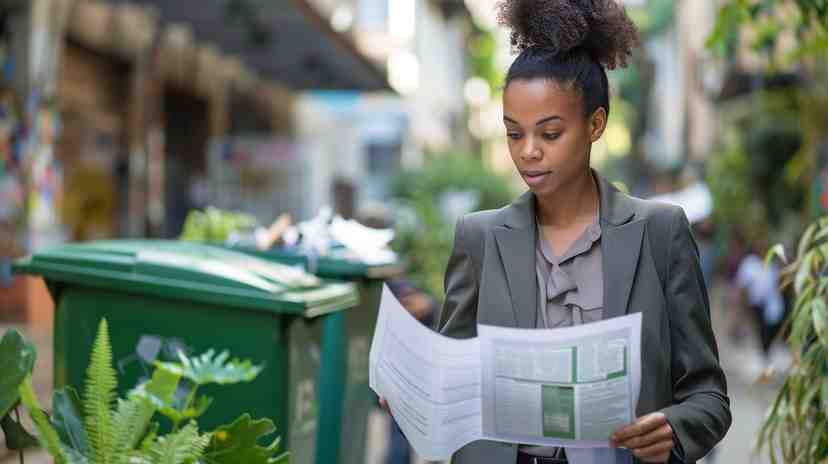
xmin=18 ymin=376 xmax=68 ymax=464
xmin=84 ymin=319 xmax=118 ymax=464
xmin=111 ymin=396 xmax=156 ymax=462
xmin=139 ymin=422 xmax=159 ymax=454
xmin=147 ymin=422 xmax=211 ymax=464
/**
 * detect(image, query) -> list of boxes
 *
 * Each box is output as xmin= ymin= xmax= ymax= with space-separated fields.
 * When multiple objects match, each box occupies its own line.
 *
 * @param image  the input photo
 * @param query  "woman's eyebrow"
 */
xmin=503 ymin=115 xmax=563 ymax=125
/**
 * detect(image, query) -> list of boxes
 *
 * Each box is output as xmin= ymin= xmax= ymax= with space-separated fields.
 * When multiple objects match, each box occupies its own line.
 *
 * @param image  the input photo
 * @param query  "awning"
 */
xmin=115 ymin=0 xmax=390 ymax=91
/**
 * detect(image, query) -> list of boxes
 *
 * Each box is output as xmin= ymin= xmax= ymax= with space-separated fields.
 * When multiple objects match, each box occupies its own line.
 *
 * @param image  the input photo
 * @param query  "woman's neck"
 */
xmin=536 ymin=170 xmax=599 ymax=228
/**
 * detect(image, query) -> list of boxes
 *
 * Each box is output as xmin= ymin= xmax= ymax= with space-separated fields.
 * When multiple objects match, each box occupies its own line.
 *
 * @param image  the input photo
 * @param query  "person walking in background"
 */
xmin=735 ymin=241 xmax=785 ymax=361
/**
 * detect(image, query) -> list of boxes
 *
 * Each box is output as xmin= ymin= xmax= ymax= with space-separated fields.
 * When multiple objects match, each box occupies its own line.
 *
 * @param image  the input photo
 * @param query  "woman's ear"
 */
xmin=589 ymin=107 xmax=608 ymax=143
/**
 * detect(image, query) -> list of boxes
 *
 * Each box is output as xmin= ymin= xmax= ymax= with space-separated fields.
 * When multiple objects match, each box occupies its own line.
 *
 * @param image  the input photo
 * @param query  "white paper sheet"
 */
xmin=369 ymin=285 xmax=642 ymax=461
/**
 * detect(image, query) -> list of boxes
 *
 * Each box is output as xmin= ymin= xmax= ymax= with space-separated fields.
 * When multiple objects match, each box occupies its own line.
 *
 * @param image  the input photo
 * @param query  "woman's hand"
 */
xmin=610 ymin=412 xmax=674 ymax=463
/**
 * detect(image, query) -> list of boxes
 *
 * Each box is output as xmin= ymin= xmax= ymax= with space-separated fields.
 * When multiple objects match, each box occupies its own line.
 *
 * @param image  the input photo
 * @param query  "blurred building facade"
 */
xmin=1 ymin=0 xmax=478 ymax=325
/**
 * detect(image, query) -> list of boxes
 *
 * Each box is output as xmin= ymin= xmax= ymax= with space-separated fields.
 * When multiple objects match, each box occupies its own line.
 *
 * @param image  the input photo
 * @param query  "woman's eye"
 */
xmin=543 ymin=133 xmax=561 ymax=141
xmin=507 ymin=133 xmax=522 ymax=140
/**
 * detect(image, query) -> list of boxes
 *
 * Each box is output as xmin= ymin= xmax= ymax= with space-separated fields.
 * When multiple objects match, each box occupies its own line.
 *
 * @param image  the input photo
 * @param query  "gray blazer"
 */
xmin=435 ymin=175 xmax=731 ymax=464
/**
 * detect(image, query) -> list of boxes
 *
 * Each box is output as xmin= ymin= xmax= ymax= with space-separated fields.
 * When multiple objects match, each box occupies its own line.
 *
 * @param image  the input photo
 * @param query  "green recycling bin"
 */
xmin=12 ymin=240 xmax=359 ymax=464
xmin=224 ymin=245 xmax=405 ymax=464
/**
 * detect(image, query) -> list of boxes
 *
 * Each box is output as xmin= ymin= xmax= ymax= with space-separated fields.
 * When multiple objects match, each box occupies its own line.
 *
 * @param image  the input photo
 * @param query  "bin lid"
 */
xmin=225 ymin=246 xmax=406 ymax=280
xmin=12 ymin=240 xmax=358 ymax=317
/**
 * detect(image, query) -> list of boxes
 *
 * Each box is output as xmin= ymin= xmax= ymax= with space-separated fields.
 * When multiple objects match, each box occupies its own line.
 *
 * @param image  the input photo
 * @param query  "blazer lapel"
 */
xmin=493 ymin=192 xmax=538 ymax=329
xmin=493 ymin=174 xmax=643 ymax=326
xmin=597 ymin=175 xmax=644 ymax=320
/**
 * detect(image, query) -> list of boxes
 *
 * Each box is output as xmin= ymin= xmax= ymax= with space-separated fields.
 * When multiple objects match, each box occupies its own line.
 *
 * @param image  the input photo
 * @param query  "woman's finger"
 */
xmin=611 ymin=413 xmax=668 ymax=443
xmin=631 ymin=439 xmax=674 ymax=463
xmin=617 ymin=423 xmax=673 ymax=449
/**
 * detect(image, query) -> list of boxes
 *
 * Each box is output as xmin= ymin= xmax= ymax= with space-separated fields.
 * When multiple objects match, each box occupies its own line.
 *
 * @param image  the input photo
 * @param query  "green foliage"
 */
xmin=7 ymin=320 xmax=285 ymax=463
xmin=706 ymin=137 xmax=767 ymax=242
xmin=50 ymin=388 xmax=90 ymax=457
xmin=468 ymin=25 xmax=503 ymax=91
xmin=0 ymin=329 xmax=38 ymax=460
xmin=1 ymin=412 xmax=38 ymax=450
xmin=204 ymin=414 xmax=289 ymax=464
xmin=179 ymin=207 xmax=258 ymax=242
xmin=760 ymin=217 xmax=828 ymax=463
xmin=391 ymin=154 xmax=515 ymax=298
xmin=84 ymin=320 xmax=117 ymax=463
xmin=156 ymin=349 xmax=263 ymax=386
xmin=19 ymin=376 xmax=69 ymax=463
xmin=0 ymin=329 xmax=36 ymax=418
xmin=708 ymin=0 xmax=828 ymax=62
xmin=145 ymin=422 xmax=211 ymax=464
xmin=627 ymin=0 xmax=676 ymax=37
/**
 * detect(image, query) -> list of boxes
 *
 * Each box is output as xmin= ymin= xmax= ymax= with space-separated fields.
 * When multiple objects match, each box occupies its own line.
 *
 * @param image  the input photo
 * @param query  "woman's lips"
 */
xmin=522 ymin=171 xmax=552 ymax=187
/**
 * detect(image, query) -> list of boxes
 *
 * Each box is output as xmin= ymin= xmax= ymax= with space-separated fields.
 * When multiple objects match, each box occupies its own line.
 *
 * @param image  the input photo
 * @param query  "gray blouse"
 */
xmin=521 ymin=216 xmax=603 ymax=458
xmin=535 ymin=217 xmax=603 ymax=328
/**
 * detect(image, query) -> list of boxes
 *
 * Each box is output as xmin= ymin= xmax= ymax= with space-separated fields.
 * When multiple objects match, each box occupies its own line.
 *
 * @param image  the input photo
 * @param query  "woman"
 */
xmin=435 ymin=0 xmax=731 ymax=463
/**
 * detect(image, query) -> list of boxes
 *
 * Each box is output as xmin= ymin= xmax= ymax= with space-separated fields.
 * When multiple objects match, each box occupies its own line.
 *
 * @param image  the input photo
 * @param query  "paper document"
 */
xmin=369 ymin=285 xmax=641 ymax=461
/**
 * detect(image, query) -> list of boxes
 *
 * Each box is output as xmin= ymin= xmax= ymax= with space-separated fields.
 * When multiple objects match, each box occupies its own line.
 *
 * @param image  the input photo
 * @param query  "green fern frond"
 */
xmin=147 ymin=422 xmax=211 ymax=464
xmin=19 ymin=376 xmax=68 ymax=464
xmin=139 ymin=422 xmax=159 ymax=454
xmin=110 ymin=396 xmax=156 ymax=462
xmin=84 ymin=319 xmax=118 ymax=464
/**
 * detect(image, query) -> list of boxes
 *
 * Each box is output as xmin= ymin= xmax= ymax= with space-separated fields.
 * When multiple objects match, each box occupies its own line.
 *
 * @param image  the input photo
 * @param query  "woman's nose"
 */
xmin=521 ymin=140 xmax=541 ymax=160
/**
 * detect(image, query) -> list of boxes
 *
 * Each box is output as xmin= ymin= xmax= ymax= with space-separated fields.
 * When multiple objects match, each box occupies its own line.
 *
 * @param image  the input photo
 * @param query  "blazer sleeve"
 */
xmin=435 ymin=215 xmax=480 ymax=339
xmin=660 ymin=208 xmax=732 ymax=462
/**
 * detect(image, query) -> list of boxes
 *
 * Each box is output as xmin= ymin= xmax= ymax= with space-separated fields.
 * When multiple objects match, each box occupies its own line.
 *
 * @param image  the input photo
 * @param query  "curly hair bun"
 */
xmin=496 ymin=0 xmax=640 ymax=69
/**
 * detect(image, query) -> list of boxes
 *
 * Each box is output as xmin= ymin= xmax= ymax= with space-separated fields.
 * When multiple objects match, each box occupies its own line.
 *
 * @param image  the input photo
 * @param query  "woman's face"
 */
xmin=502 ymin=78 xmax=606 ymax=197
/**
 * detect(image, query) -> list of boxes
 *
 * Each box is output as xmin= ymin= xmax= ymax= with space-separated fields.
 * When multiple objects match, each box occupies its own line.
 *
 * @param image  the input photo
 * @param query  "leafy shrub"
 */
xmin=391 ymin=154 xmax=515 ymax=299
xmin=0 ymin=321 xmax=288 ymax=464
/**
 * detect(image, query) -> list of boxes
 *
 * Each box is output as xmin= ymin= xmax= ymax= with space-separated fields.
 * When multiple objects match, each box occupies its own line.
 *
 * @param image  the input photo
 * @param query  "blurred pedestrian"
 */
xmin=735 ymin=241 xmax=784 ymax=359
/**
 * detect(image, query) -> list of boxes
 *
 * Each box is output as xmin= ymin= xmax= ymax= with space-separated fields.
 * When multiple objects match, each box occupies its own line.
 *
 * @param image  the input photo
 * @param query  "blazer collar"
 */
xmin=497 ymin=171 xmax=636 ymax=229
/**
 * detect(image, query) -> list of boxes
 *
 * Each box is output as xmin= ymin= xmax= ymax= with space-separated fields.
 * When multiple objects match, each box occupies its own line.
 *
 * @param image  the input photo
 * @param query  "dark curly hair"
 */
xmin=497 ymin=0 xmax=640 ymax=117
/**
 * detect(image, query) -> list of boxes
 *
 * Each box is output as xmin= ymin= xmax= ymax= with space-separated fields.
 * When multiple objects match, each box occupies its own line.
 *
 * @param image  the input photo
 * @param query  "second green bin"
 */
xmin=226 ymin=246 xmax=405 ymax=464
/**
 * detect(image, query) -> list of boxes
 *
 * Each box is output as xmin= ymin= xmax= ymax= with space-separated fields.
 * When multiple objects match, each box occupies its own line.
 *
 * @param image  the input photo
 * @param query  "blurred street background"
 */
xmin=1 ymin=0 xmax=825 ymax=463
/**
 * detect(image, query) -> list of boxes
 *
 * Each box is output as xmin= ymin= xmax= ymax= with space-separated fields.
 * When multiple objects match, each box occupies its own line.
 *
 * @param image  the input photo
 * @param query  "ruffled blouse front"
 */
xmin=534 ymin=217 xmax=603 ymax=329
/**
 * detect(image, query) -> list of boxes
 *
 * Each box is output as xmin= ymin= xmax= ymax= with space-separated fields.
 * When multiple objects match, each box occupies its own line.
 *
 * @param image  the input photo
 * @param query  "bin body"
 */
xmin=226 ymin=246 xmax=404 ymax=464
xmin=14 ymin=240 xmax=358 ymax=464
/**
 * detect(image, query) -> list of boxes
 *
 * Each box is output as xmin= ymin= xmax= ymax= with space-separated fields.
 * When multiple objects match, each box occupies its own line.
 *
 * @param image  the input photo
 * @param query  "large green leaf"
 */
xmin=0 ymin=329 xmax=37 ymax=418
xmin=130 ymin=367 xmax=213 ymax=425
xmin=50 ymin=387 xmax=90 ymax=457
xmin=19 ymin=376 xmax=68 ymax=464
xmin=1 ymin=411 xmax=39 ymax=449
xmin=157 ymin=395 xmax=213 ymax=425
xmin=155 ymin=350 xmax=262 ymax=386
xmin=204 ymin=414 xmax=288 ymax=464
xmin=130 ymin=367 xmax=181 ymax=409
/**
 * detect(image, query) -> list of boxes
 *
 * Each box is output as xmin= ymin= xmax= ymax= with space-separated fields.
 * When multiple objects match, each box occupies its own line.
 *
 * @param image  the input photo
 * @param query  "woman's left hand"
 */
xmin=610 ymin=412 xmax=674 ymax=463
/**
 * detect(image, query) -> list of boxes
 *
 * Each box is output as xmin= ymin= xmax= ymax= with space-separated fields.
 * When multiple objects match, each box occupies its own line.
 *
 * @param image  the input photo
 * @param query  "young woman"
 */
xmin=434 ymin=0 xmax=731 ymax=463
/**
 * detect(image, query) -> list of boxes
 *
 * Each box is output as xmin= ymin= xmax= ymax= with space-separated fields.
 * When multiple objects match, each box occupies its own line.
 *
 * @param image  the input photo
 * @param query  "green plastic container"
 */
xmin=225 ymin=246 xmax=404 ymax=464
xmin=12 ymin=240 xmax=359 ymax=464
